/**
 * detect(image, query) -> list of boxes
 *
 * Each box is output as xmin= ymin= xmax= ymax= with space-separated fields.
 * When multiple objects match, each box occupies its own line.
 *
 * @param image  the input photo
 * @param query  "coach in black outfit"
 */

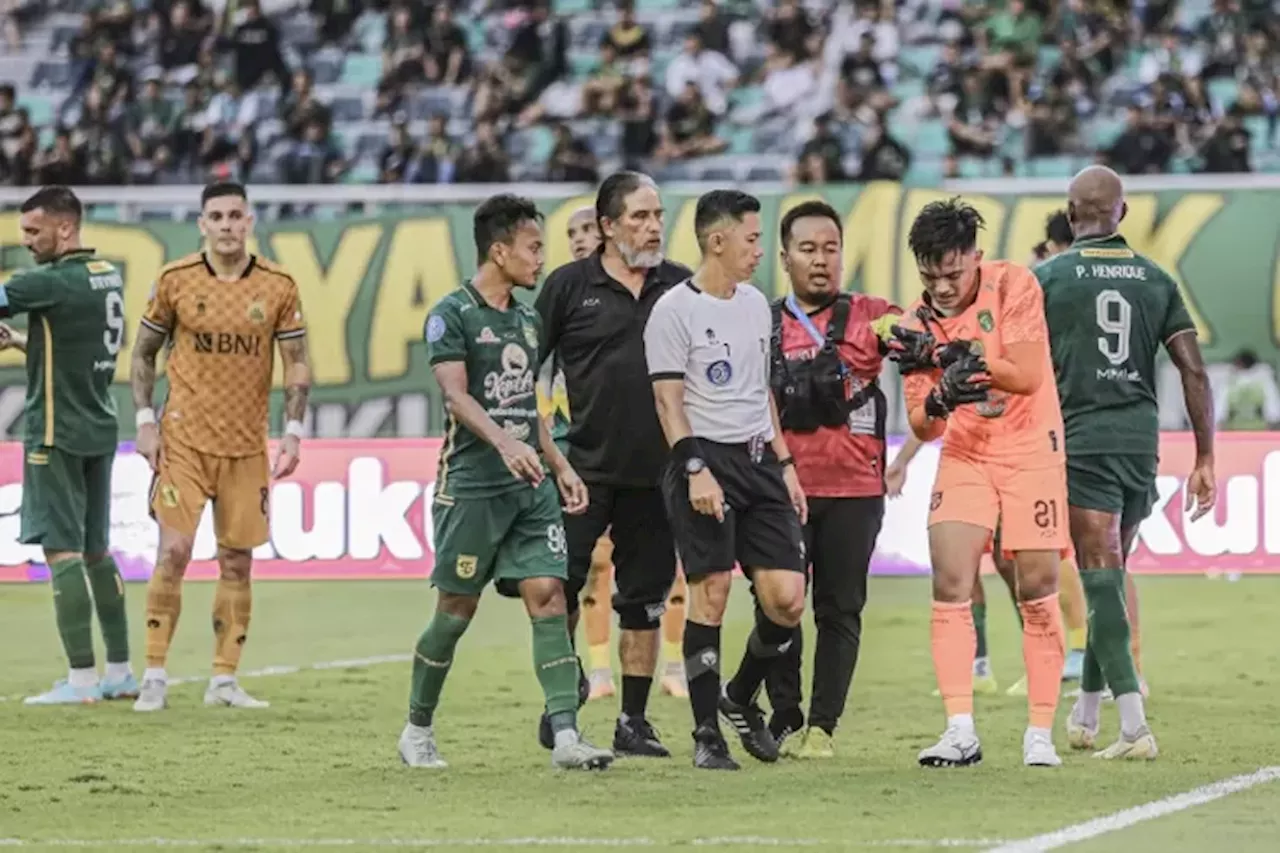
xmin=535 ymin=171 xmax=691 ymax=758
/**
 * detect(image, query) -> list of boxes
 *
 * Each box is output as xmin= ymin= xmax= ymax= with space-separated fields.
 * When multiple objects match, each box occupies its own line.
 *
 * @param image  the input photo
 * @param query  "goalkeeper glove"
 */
xmin=923 ymin=351 xmax=990 ymax=419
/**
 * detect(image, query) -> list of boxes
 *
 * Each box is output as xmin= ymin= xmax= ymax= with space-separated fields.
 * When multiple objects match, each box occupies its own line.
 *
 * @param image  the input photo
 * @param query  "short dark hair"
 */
xmin=907 ymin=197 xmax=984 ymax=267
xmin=21 ymin=186 xmax=82 ymax=221
xmin=1045 ymin=210 xmax=1073 ymax=246
xmin=595 ymin=170 xmax=653 ymax=227
xmin=202 ymin=181 xmax=248 ymax=208
xmin=780 ymin=200 xmax=842 ymax=248
xmin=694 ymin=189 xmax=761 ymax=248
xmin=473 ymin=193 xmax=542 ymax=260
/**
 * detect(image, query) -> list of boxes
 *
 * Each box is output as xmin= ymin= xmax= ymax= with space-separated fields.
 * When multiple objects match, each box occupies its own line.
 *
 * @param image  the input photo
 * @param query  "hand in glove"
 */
xmin=923 ymin=351 xmax=991 ymax=420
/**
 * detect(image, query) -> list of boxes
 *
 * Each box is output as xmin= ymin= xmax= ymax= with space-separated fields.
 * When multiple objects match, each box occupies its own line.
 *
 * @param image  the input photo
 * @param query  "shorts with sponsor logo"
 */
xmin=151 ymin=439 xmax=269 ymax=550
xmin=21 ymin=447 xmax=113 ymax=554
xmin=929 ymin=453 xmax=1068 ymax=554
xmin=431 ymin=477 xmax=567 ymax=598
xmin=1066 ymin=453 xmax=1158 ymax=532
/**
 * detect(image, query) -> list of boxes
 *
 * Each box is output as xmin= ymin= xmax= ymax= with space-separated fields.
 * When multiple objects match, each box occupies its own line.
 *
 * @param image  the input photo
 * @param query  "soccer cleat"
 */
xmin=660 ymin=661 xmax=688 ymax=698
xmin=918 ymin=725 xmax=983 ymax=768
xmin=539 ymin=669 xmax=592 ymax=750
xmin=101 ymin=673 xmax=141 ymax=700
xmin=588 ymin=669 xmax=616 ymax=700
xmin=398 ymin=723 xmax=447 ymax=768
xmin=613 ymin=715 xmax=671 ymax=758
xmin=204 ymin=679 xmax=269 ymax=709
xmin=795 ymin=726 xmax=836 ymax=760
xmin=1023 ymin=728 xmax=1062 ymax=767
xmin=133 ymin=678 xmax=168 ymax=712
xmin=1005 ymin=675 xmax=1028 ymax=697
xmin=1093 ymin=727 xmax=1158 ymax=761
xmin=693 ymin=724 xmax=740 ymax=770
xmin=718 ymin=685 xmax=779 ymax=763
xmin=24 ymin=679 xmax=102 ymax=706
xmin=1065 ymin=704 xmax=1099 ymax=751
xmin=550 ymin=732 xmax=614 ymax=770
xmin=1062 ymin=649 xmax=1085 ymax=682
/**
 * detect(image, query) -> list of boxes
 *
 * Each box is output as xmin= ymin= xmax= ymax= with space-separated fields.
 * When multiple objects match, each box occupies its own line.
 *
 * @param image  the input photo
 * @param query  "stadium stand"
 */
xmin=0 ymin=0 xmax=1275 ymax=202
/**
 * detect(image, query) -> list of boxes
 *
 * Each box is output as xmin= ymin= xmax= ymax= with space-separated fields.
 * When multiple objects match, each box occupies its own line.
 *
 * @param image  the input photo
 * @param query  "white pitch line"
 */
xmin=0 ymin=653 xmax=411 ymax=704
xmin=987 ymin=765 xmax=1280 ymax=852
xmin=0 ymin=838 xmax=1003 ymax=849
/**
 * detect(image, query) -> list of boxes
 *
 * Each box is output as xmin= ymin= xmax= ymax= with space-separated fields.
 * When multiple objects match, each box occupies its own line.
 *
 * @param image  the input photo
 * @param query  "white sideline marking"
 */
xmin=0 ymin=653 xmax=411 ymax=703
xmin=987 ymin=765 xmax=1280 ymax=852
xmin=0 ymin=838 xmax=1002 ymax=849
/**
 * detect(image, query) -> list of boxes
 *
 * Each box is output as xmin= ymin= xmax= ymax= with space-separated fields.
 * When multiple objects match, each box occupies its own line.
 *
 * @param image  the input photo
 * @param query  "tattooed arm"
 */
xmin=130 ymin=323 xmax=169 ymax=470
xmin=273 ymin=335 xmax=311 ymax=479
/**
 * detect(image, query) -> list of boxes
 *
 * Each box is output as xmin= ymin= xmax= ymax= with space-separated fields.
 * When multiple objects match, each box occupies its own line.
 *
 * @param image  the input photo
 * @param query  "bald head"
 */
xmin=566 ymin=205 xmax=600 ymax=260
xmin=1067 ymin=165 xmax=1126 ymax=238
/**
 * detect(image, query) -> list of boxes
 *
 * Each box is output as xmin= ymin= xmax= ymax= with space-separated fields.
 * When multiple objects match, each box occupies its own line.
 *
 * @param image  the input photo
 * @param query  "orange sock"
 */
xmin=1019 ymin=593 xmax=1065 ymax=729
xmin=212 ymin=575 xmax=253 ymax=676
xmin=931 ymin=600 xmax=976 ymax=718
xmin=144 ymin=569 xmax=184 ymax=669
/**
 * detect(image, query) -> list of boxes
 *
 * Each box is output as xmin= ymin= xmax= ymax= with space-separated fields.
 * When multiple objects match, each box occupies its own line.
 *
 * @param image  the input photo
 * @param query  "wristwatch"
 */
xmin=685 ymin=457 xmax=707 ymax=476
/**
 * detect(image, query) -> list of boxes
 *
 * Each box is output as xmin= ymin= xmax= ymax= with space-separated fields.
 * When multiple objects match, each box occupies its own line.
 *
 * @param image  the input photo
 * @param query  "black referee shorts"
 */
xmin=564 ymin=484 xmax=676 ymax=631
xmin=661 ymin=440 xmax=806 ymax=579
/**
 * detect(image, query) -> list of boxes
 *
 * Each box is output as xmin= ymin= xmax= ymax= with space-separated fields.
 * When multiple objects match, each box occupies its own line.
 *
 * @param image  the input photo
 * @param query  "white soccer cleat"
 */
xmin=1094 ymin=728 xmax=1158 ymax=761
xmin=132 ymin=678 xmax=168 ymax=712
xmin=1065 ymin=703 xmax=1099 ymax=751
xmin=1023 ymin=728 xmax=1062 ymax=767
xmin=203 ymin=678 xmax=269 ymax=709
xmin=917 ymin=725 xmax=982 ymax=768
xmin=398 ymin=723 xmax=448 ymax=768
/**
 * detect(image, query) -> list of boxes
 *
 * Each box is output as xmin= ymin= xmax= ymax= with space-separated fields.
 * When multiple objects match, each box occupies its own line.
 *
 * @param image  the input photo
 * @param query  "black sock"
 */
xmin=683 ymin=620 xmax=721 ymax=730
xmin=620 ymin=675 xmax=651 ymax=720
xmin=727 ymin=613 xmax=794 ymax=707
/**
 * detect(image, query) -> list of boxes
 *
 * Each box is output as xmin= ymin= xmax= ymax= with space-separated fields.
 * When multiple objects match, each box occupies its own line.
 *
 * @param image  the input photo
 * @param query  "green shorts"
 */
xmin=431 ymin=477 xmax=567 ymax=598
xmin=1066 ymin=453 xmax=1158 ymax=532
xmin=20 ymin=446 xmax=113 ymax=554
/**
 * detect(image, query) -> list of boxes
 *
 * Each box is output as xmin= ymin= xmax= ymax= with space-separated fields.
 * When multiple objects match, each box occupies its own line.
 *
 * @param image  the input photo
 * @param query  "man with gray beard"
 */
xmin=535 ymin=172 xmax=692 ymax=758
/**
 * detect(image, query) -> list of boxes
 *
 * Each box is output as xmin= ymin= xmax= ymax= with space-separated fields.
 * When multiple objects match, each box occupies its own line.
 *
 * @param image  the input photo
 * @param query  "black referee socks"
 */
xmin=727 ymin=615 xmax=795 ymax=707
xmin=683 ymin=621 xmax=722 ymax=729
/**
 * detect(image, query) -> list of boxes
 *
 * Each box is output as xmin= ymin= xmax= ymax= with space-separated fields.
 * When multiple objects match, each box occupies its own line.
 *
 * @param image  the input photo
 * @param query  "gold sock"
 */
xmin=588 ymin=642 xmax=611 ymax=673
xmin=144 ymin=570 xmax=184 ymax=669
xmin=212 ymin=576 xmax=252 ymax=676
xmin=1067 ymin=626 xmax=1087 ymax=652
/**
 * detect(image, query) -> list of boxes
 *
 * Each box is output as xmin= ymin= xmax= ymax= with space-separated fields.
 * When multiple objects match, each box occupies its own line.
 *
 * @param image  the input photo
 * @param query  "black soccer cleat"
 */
xmin=718 ymin=685 xmax=780 ymax=763
xmin=539 ymin=660 xmax=592 ymax=750
xmin=692 ymin=723 xmax=740 ymax=770
xmin=613 ymin=716 xmax=671 ymax=758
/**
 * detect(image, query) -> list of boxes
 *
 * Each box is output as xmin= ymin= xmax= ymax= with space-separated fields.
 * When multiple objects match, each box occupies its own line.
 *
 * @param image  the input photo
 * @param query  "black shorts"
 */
xmin=564 ymin=484 xmax=676 ymax=630
xmin=661 ymin=440 xmax=806 ymax=579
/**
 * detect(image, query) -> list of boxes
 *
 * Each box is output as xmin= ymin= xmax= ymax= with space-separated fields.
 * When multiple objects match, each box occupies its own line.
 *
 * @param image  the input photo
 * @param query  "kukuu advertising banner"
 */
xmin=0 ymin=434 xmax=1271 ymax=582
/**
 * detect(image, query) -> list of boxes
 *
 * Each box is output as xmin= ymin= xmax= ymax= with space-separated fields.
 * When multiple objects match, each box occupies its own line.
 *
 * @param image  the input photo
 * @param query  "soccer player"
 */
xmin=645 ymin=190 xmax=808 ymax=770
xmin=890 ymin=198 xmax=1068 ymax=769
xmin=0 ymin=186 xmax=136 ymax=705
xmin=129 ymin=181 xmax=312 ymax=712
xmin=402 ymin=194 xmax=612 ymax=771
xmin=1041 ymin=166 xmax=1215 ymax=760
xmin=537 ymin=172 xmax=692 ymax=758
xmin=766 ymin=200 xmax=901 ymax=758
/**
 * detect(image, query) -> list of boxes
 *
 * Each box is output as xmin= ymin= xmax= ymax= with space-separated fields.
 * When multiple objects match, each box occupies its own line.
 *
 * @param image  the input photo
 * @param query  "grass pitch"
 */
xmin=1 ymin=576 xmax=1278 ymax=852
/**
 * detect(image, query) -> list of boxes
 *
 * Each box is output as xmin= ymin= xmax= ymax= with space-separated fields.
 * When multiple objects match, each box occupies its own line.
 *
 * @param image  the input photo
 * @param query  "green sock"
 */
xmin=49 ymin=557 xmax=95 ymax=670
xmin=1080 ymin=568 xmax=1140 ymax=696
xmin=408 ymin=611 xmax=470 ymax=727
xmin=85 ymin=555 xmax=130 ymax=664
xmin=1081 ymin=637 xmax=1106 ymax=693
xmin=971 ymin=601 xmax=988 ymax=659
xmin=531 ymin=614 xmax=579 ymax=726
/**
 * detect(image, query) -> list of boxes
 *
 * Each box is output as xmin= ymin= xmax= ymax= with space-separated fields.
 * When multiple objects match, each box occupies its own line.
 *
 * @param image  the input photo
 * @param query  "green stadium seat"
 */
xmin=727 ymin=126 xmax=753 ymax=155
xmin=893 ymin=78 xmax=926 ymax=101
xmin=907 ymin=157 xmax=945 ymax=184
xmin=1037 ymin=46 xmax=1061 ymax=71
xmin=18 ymin=95 xmax=53 ymax=127
xmin=729 ymin=86 xmax=763 ymax=109
xmin=635 ymin=0 xmax=682 ymax=10
xmin=553 ymin=0 xmax=592 ymax=12
xmin=87 ymin=205 xmax=120 ymax=221
xmin=898 ymin=45 xmax=940 ymax=77
xmin=345 ymin=160 xmax=379 ymax=184
xmin=568 ymin=51 xmax=599 ymax=79
xmin=912 ymin=121 xmax=949 ymax=158
xmin=341 ymin=54 xmax=383 ymax=88
xmin=1207 ymin=77 xmax=1239 ymax=109
xmin=525 ymin=125 xmax=556 ymax=163
xmin=1089 ymin=116 xmax=1126 ymax=148
xmin=1027 ymin=155 xmax=1075 ymax=178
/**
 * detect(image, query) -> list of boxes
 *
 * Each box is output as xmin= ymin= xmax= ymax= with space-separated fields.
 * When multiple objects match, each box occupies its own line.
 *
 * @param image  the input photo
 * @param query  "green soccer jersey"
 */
xmin=0 ymin=249 xmax=123 ymax=455
xmin=425 ymin=281 xmax=544 ymax=499
xmin=1036 ymin=234 xmax=1195 ymax=456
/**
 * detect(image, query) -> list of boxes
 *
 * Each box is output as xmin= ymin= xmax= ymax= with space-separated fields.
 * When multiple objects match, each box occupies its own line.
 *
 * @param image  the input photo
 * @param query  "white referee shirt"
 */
xmin=643 ymin=280 xmax=775 ymax=444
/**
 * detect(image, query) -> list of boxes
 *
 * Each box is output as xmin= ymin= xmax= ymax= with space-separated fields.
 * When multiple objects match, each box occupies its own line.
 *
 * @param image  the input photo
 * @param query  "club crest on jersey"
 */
xmin=247 ymin=302 xmax=266 ymax=324
xmin=707 ymin=359 xmax=733 ymax=386
xmin=475 ymin=326 xmax=499 ymax=344
xmin=159 ymin=484 xmax=180 ymax=508
xmin=86 ymin=261 xmax=114 ymax=274
xmin=522 ymin=323 xmax=538 ymax=349
xmin=456 ymin=554 xmax=478 ymax=579
xmin=425 ymin=314 xmax=446 ymax=343
xmin=978 ymin=310 xmax=994 ymax=332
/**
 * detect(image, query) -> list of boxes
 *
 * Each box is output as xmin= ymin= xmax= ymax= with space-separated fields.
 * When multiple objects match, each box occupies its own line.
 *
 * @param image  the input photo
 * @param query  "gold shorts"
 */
xmin=151 ymin=440 xmax=270 ymax=550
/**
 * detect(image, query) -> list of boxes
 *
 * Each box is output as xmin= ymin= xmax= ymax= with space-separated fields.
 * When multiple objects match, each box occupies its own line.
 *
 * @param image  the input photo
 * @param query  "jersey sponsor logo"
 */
xmin=706 ymin=359 xmax=733 ymax=386
xmin=93 ymin=359 xmax=116 ymax=372
xmin=522 ymin=323 xmax=538 ymax=350
xmin=978 ymin=309 xmax=994 ymax=332
xmin=1076 ymin=263 xmax=1147 ymax=280
xmin=483 ymin=343 xmax=535 ymax=407
xmin=455 ymin=554 xmax=478 ymax=579
xmin=475 ymin=326 xmax=499 ymax=344
xmin=159 ymin=483 xmax=180 ymax=508
xmin=193 ymin=332 xmax=263 ymax=357
xmin=976 ymin=390 xmax=1009 ymax=418
xmin=425 ymin=314 xmax=446 ymax=343
xmin=1078 ymin=248 xmax=1135 ymax=259
xmin=247 ymin=302 xmax=267 ymax=324
xmin=501 ymin=420 xmax=531 ymax=441
xmin=1096 ymin=366 xmax=1141 ymax=382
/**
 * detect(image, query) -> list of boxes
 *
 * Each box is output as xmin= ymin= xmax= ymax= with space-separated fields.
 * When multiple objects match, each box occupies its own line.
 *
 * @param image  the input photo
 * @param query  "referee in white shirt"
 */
xmin=644 ymin=190 xmax=808 ymax=771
